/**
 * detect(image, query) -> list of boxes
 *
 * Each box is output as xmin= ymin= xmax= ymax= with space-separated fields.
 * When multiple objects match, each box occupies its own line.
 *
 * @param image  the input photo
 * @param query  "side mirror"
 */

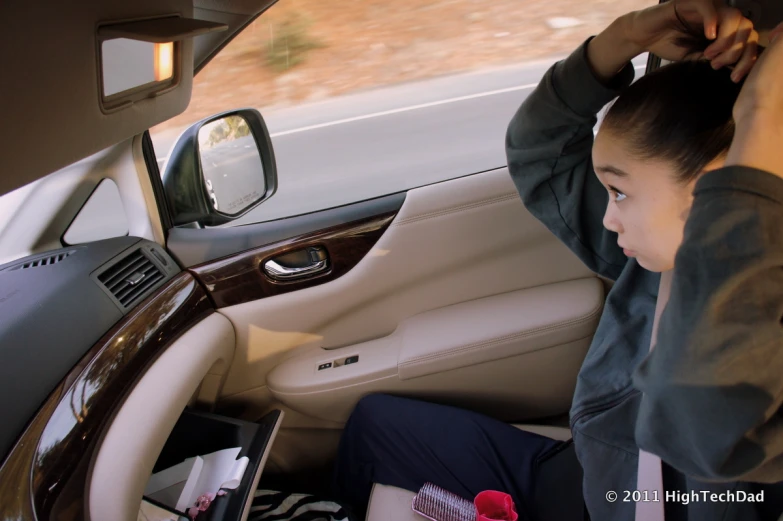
xmin=162 ymin=108 xmax=277 ymax=227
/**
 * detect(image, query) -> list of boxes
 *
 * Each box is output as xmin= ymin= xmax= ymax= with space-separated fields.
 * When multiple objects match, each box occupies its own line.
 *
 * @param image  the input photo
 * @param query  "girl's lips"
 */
xmin=623 ymin=248 xmax=636 ymax=257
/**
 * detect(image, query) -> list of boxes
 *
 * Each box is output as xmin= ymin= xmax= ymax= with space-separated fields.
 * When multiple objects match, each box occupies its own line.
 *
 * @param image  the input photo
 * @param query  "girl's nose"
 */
xmin=603 ymin=203 xmax=623 ymax=234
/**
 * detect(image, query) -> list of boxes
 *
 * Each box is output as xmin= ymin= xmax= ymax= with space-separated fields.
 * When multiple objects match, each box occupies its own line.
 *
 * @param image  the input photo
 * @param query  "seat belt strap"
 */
xmin=635 ymin=270 xmax=672 ymax=521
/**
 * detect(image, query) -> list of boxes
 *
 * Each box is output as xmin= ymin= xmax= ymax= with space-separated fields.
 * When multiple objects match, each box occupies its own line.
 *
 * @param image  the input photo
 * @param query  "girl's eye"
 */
xmin=608 ymin=185 xmax=626 ymax=202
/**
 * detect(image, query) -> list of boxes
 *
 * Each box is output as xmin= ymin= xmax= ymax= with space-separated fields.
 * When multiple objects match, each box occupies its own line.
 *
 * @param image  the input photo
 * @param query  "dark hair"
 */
xmin=601 ymin=60 xmax=743 ymax=183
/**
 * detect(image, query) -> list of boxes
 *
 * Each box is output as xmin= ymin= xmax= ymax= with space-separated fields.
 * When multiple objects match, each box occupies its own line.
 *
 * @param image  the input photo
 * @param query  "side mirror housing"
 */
xmin=162 ymin=108 xmax=277 ymax=227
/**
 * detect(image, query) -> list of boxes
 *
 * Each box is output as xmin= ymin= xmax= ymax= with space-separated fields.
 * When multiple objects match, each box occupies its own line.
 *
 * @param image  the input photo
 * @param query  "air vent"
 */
xmin=98 ymin=249 xmax=164 ymax=308
xmin=9 ymin=250 xmax=76 ymax=270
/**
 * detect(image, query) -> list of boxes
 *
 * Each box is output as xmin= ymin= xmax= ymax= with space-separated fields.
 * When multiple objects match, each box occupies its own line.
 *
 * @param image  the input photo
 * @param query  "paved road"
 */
xmin=200 ymin=135 xmax=267 ymax=214
xmin=155 ymin=56 xmax=648 ymax=226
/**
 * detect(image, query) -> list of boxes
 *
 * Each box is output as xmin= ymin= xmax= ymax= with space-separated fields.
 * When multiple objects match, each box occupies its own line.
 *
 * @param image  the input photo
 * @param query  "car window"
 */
xmin=150 ymin=0 xmax=653 ymax=227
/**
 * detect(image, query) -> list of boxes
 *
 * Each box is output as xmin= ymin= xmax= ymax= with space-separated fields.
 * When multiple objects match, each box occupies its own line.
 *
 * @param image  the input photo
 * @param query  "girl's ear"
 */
xmin=685 ymin=155 xmax=725 ymax=195
xmin=679 ymin=205 xmax=691 ymax=223
xmin=680 ymin=179 xmax=699 ymax=223
xmin=703 ymin=155 xmax=727 ymax=174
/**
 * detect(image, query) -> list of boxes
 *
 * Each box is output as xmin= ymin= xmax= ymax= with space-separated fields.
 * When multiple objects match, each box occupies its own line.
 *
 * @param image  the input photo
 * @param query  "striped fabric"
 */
xmin=249 ymin=490 xmax=354 ymax=521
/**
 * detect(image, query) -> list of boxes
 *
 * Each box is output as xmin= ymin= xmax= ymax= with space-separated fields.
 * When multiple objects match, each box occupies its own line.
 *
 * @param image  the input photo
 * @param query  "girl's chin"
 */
xmin=636 ymin=256 xmax=675 ymax=273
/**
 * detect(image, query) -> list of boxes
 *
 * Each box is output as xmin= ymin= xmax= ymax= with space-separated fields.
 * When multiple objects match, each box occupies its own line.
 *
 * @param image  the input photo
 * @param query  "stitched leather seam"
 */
xmin=400 ymin=299 xmax=603 ymax=366
xmin=392 ymin=192 xmax=519 ymax=227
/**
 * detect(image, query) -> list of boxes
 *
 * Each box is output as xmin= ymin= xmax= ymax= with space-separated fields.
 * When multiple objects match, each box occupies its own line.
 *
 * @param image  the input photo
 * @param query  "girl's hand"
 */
xmin=587 ymin=0 xmax=758 ymax=84
xmin=769 ymin=23 xmax=783 ymax=46
xmin=628 ymin=0 xmax=759 ymax=81
xmin=725 ymin=22 xmax=783 ymax=177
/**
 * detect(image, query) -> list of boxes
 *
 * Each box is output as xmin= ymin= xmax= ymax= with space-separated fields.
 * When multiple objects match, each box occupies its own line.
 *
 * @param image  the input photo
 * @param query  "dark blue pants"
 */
xmin=332 ymin=394 xmax=585 ymax=521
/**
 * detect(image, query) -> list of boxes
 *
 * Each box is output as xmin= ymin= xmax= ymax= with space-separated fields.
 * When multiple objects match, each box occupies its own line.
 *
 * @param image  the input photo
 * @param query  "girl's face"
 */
xmin=592 ymin=129 xmax=723 ymax=272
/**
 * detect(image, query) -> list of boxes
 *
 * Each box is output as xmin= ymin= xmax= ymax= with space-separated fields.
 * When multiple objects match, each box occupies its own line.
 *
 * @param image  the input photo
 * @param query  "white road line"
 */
xmin=268 ymin=83 xmax=539 ymax=137
xmin=157 ymin=63 xmax=649 ymax=159
xmin=269 ymin=64 xmax=647 ymax=138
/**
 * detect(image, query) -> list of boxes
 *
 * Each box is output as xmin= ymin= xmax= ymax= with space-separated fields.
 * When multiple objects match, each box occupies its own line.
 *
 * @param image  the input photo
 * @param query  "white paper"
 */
xmin=144 ymin=456 xmax=204 ymax=512
xmin=185 ymin=447 xmax=241 ymax=506
xmin=144 ymin=457 xmax=197 ymax=495
xmin=145 ymin=447 xmax=249 ymax=513
xmin=221 ymin=457 xmax=249 ymax=490
xmin=177 ymin=457 xmax=205 ymax=512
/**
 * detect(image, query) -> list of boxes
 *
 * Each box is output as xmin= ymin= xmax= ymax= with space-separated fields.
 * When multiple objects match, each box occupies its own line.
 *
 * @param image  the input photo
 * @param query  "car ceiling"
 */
xmin=0 ymin=0 xmax=274 ymax=199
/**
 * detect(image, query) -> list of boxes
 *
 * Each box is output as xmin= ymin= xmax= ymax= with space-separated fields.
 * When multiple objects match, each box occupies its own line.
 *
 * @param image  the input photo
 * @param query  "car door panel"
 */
xmin=167 ymin=192 xmax=405 ymax=268
xmin=209 ymin=168 xmax=597 ymax=418
xmin=188 ymin=207 xmax=397 ymax=306
xmin=265 ymin=277 xmax=603 ymax=423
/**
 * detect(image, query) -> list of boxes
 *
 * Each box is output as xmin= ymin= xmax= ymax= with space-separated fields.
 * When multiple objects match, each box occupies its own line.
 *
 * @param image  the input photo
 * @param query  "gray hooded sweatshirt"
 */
xmin=506 ymin=39 xmax=783 ymax=521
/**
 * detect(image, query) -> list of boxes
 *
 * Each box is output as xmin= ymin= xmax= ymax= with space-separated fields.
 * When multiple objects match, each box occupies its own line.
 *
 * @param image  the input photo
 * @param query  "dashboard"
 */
xmin=0 ymin=237 xmax=180 ymax=461
xmin=0 ymin=237 xmax=202 ymax=520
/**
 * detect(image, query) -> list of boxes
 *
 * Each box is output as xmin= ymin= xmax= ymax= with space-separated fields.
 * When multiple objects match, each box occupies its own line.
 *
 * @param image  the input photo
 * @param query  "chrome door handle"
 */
xmin=264 ymin=258 xmax=327 ymax=280
xmin=263 ymin=246 xmax=329 ymax=281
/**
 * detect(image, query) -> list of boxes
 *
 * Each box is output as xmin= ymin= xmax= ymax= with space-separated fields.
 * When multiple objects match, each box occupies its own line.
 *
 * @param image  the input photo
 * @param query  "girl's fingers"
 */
xmin=704 ymin=8 xmax=741 ymax=58
xmin=730 ymin=33 xmax=759 ymax=82
xmin=711 ymin=20 xmax=755 ymax=69
xmin=687 ymin=0 xmax=719 ymax=40
xmin=769 ymin=22 xmax=783 ymax=44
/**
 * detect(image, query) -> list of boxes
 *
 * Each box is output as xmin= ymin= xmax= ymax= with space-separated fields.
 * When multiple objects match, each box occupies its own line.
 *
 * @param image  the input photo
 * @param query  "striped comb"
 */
xmin=411 ymin=483 xmax=476 ymax=521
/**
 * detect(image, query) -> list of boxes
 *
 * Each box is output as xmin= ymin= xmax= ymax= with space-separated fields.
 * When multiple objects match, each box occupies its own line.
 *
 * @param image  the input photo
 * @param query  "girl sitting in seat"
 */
xmin=334 ymin=2 xmax=783 ymax=520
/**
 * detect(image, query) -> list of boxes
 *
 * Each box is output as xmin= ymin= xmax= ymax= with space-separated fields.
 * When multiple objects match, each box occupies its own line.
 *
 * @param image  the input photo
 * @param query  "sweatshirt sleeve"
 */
xmin=634 ymin=166 xmax=783 ymax=483
xmin=505 ymin=38 xmax=634 ymax=281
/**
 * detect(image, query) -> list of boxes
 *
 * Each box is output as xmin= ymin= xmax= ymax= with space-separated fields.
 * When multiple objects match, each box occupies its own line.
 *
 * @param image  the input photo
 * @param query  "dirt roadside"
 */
xmin=153 ymin=0 xmax=651 ymax=135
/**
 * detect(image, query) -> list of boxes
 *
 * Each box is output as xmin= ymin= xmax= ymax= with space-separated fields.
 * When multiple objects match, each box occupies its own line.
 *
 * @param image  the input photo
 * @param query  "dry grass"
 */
xmin=152 ymin=0 xmax=652 ymax=134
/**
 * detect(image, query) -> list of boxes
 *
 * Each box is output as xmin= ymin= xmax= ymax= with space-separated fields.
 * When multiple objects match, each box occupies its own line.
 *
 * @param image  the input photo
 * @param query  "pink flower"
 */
xmin=188 ymin=493 xmax=217 ymax=519
xmin=197 ymin=493 xmax=215 ymax=510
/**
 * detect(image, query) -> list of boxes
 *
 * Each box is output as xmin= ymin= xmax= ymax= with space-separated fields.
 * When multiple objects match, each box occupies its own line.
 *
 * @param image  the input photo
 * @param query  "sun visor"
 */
xmin=0 ymin=0 xmax=226 ymax=197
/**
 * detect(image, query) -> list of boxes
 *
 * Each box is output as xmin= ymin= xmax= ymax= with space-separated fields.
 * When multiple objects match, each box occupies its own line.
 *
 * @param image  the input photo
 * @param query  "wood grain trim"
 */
xmin=0 ymin=272 xmax=212 ymax=521
xmin=189 ymin=211 xmax=397 ymax=308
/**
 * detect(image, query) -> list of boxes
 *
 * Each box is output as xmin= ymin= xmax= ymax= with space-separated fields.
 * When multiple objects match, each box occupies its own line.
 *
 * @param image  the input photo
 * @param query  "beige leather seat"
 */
xmin=365 ymin=424 xmax=572 ymax=521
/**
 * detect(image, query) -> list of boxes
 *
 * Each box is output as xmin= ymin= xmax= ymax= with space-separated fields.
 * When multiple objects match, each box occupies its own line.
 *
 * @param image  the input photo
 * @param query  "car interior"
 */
xmin=0 ymin=1 xmax=781 ymax=521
